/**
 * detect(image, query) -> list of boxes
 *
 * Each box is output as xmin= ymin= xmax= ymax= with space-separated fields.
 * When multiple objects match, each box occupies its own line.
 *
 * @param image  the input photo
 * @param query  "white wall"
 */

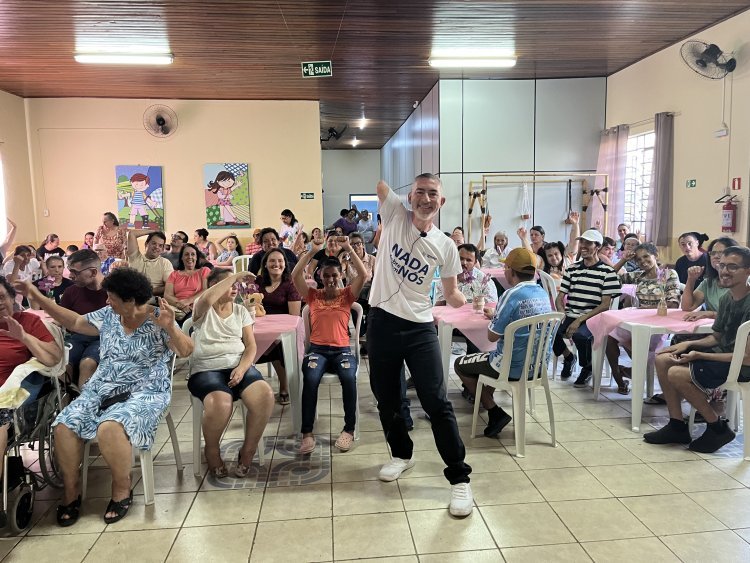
xmin=439 ymin=77 xmax=606 ymax=243
xmin=607 ymin=8 xmax=750 ymax=254
xmin=381 ymin=82 xmax=439 ymax=199
xmin=0 ymin=90 xmax=34 ymax=243
xmin=21 ymin=98 xmax=323 ymax=245
xmin=321 ymin=149 xmax=381 ymax=227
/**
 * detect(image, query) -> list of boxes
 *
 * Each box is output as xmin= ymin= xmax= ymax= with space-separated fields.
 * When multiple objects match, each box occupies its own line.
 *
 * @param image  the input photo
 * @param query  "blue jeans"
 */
xmin=301 ymin=345 xmax=358 ymax=434
xmin=553 ymin=316 xmax=594 ymax=371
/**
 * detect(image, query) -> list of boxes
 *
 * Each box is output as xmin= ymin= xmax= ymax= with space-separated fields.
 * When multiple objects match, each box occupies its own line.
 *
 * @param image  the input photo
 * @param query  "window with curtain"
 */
xmin=623 ymin=131 xmax=655 ymax=235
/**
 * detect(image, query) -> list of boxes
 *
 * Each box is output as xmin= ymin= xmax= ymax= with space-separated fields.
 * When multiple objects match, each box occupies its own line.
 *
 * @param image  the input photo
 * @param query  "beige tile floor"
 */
xmin=2 ymin=357 xmax=749 ymax=562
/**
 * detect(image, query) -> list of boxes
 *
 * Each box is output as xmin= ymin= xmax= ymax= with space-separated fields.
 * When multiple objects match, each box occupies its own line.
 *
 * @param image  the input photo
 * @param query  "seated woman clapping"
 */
xmin=605 ymin=243 xmax=680 ymax=394
xmin=292 ymin=233 xmax=367 ymax=453
xmin=187 ymin=269 xmax=274 ymax=478
xmin=15 ymin=268 xmax=193 ymax=526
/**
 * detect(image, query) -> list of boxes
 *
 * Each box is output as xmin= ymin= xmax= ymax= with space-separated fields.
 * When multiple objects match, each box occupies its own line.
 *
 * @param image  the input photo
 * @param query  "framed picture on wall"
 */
xmin=115 ymin=165 xmax=164 ymax=230
xmin=203 ymin=163 xmax=251 ymax=228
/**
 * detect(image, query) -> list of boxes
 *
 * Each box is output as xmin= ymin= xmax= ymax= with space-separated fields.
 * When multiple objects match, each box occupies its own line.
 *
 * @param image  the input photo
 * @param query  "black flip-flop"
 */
xmin=103 ymin=490 xmax=133 ymax=524
xmin=56 ymin=495 xmax=81 ymax=527
xmin=644 ymin=394 xmax=667 ymax=405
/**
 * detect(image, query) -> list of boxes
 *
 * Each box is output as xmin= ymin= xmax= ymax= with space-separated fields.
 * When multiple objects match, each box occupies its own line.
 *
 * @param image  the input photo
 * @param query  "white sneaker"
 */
xmin=449 ymin=482 xmax=474 ymax=516
xmin=378 ymin=457 xmax=415 ymax=481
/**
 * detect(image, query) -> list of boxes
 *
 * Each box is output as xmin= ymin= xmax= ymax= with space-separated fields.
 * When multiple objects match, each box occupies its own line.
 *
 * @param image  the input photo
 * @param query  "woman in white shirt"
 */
xmin=482 ymin=231 xmax=510 ymax=267
xmin=187 ymin=269 xmax=274 ymax=478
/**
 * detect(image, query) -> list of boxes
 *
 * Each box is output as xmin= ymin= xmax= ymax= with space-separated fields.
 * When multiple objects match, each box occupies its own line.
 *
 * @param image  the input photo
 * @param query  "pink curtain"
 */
xmin=588 ymin=125 xmax=629 ymax=238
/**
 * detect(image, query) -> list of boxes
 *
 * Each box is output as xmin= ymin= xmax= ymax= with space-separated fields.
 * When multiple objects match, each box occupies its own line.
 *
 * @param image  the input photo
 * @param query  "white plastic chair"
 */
xmin=301 ymin=302 xmax=362 ymax=439
xmin=82 ymin=356 xmax=183 ymax=506
xmin=470 ymin=312 xmax=564 ymax=457
xmin=183 ymin=318 xmax=265 ymax=477
xmin=232 ymin=255 xmax=252 ymax=274
xmin=537 ymin=270 xmax=558 ymax=309
xmin=688 ymin=319 xmax=750 ymax=459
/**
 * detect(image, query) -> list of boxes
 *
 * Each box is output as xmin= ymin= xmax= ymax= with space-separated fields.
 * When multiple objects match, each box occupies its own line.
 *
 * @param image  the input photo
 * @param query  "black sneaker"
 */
xmin=689 ymin=419 xmax=736 ymax=453
xmin=560 ymin=355 xmax=577 ymax=379
xmin=573 ymin=369 xmax=592 ymax=388
xmin=643 ymin=419 xmax=692 ymax=445
xmin=461 ymin=385 xmax=475 ymax=403
xmin=484 ymin=409 xmax=512 ymax=437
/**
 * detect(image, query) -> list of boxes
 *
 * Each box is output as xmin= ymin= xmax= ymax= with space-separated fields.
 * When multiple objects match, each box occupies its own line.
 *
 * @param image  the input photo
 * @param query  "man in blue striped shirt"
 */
xmin=554 ymin=229 xmax=621 ymax=388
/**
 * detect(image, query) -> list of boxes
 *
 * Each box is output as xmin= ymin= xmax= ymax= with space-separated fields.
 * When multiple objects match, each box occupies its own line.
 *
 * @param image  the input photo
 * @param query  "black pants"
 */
xmin=368 ymin=307 xmax=471 ymax=484
xmin=552 ymin=316 xmax=594 ymax=371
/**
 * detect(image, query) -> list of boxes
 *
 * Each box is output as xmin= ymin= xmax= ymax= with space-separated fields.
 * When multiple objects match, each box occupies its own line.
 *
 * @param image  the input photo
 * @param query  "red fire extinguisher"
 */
xmin=718 ymin=195 xmax=738 ymax=233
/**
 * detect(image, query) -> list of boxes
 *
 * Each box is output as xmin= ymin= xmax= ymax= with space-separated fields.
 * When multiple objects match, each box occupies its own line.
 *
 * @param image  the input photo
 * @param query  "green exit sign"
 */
xmin=686 ymin=179 xmax=697 ymax=188
xmin=301 ymin=61 xmax=333 ymax=78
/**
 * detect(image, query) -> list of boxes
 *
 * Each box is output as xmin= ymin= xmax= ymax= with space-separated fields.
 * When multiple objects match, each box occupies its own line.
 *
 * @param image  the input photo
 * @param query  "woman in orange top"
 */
xmin=292 ymin=233 xmax=367 ymax=454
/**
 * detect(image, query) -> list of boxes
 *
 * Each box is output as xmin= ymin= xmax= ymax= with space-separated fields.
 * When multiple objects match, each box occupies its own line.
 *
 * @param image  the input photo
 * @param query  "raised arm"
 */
xmin=0 ymin=218 xmax=17 ymax=256
xmin=565 ymin=212 xmax=580 ymax=257
xmin=338 ymin=237 xmax=367 ymax=298
xmin=292 ymin=233 xmax=324 ymax=297
xmin=681 ymin=266 xmax=706 ymax=311
xmin=376 ymin=180 xmax=390 ymax=203
xmin=517 ymin=227 xmax=533 ymax=253
xmin=149 ymin=299 xmax=193 ymax=357
xmin=192 ymin=271 xmax=255 ymax=323
xmin=126 ymin=228 xmax=154 ymax=258
xmin=13 ymin=280 xmax=99 ymax=336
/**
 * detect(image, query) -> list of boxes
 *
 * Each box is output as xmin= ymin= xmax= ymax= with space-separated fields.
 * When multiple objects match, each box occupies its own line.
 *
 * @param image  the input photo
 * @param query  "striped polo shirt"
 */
xmin=560 ymin=260 xmax=621 ymax=318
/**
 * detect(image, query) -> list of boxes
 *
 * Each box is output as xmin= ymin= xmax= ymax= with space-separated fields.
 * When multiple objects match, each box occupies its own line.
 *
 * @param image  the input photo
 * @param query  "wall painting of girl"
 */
xmin=204 ymin=163 xmax=250 ymax=228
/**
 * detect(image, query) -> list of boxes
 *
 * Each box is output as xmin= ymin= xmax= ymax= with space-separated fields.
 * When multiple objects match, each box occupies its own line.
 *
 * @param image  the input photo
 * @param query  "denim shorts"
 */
xmin=188 ymin=366 xmax=264 ymax=401
xmin=67 ymin=333 xmax=101 ymax=367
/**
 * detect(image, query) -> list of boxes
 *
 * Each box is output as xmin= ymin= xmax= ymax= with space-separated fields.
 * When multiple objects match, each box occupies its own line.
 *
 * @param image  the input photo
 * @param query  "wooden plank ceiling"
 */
xmin=0 ymin=1 xmax=748 ymax=149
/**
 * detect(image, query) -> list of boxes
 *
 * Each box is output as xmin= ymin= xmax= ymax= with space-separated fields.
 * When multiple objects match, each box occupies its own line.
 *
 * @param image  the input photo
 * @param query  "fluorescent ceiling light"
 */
xmin=429 ymin=47 xmax=516 ymax=69
xmin=430 ymin=47 xmax=515 ymax=58
xmin=429 ymin=57 xmax=516 ymax=69
xmin=74 ymin=53 xmax=173 ymax=65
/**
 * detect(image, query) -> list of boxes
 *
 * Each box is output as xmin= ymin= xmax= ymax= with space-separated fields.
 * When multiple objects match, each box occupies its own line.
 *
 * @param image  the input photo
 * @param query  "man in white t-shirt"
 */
xmin=368 ymin=173 xmax=473 ymax=517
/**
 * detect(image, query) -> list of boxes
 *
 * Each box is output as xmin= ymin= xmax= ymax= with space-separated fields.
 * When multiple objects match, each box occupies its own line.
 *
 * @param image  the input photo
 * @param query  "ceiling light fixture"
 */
xmin=357 ymin=118 xmax=368 ymax=129
xmin=429 ymin=57 xmax=516 ymax=69
xmin=429 ymin=47 xmax=516 ymax=69
xmin=351 ymin=137 xmax=360 ymax=147
xmin=74 ymin=53 xmax=174 ymax=65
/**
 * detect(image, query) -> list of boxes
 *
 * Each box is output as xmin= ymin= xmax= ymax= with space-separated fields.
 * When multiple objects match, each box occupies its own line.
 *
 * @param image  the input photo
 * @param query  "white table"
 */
xmin=589 ymin=309 xmax=713 ymax=432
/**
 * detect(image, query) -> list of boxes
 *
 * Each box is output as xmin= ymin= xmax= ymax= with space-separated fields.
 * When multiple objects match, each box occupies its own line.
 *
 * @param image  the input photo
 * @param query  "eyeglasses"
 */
xmin=717 ymin=263 xmax=745 ymax=272
xmin=709 ymin=251 xmax=724 ymax=258
xmin=68 ymin=267 xmax=97 ymax=276
xmin=351 ymin=241 xmax=364 ymax=247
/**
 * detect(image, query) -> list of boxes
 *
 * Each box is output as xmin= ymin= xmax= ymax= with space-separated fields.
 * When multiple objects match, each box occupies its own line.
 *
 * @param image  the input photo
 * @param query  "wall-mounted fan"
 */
xmin=680 ymin=41 xmax=737 ymax=79
xmin=320 ymin=125 xmax=348 ymax=143
xmin=143 ymin=104 xmax=178 ymax=138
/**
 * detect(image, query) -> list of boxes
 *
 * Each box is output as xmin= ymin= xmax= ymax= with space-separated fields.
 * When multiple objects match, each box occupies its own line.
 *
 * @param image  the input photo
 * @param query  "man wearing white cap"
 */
xmin=554 ymin=229 xmax=621 ymax=388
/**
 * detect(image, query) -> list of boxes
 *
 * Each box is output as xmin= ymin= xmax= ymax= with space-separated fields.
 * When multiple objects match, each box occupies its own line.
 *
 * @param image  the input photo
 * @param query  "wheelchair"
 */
xmin=0 ymin=364 xmax=69 ymax=534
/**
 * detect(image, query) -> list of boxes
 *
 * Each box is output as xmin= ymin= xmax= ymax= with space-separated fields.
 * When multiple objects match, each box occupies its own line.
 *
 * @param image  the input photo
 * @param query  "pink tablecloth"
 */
xmin=252 ymin=314 xmax=305 ymax=363
xmin=621 ymin=284 xmax=636 ymax=298
xmin=481 ymin=268 xmax=508 ymax=289
xmin=587 ymin=308 xmax=714 ymax=348
xmin=432 ymin=304 xmax=496 ymax=352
